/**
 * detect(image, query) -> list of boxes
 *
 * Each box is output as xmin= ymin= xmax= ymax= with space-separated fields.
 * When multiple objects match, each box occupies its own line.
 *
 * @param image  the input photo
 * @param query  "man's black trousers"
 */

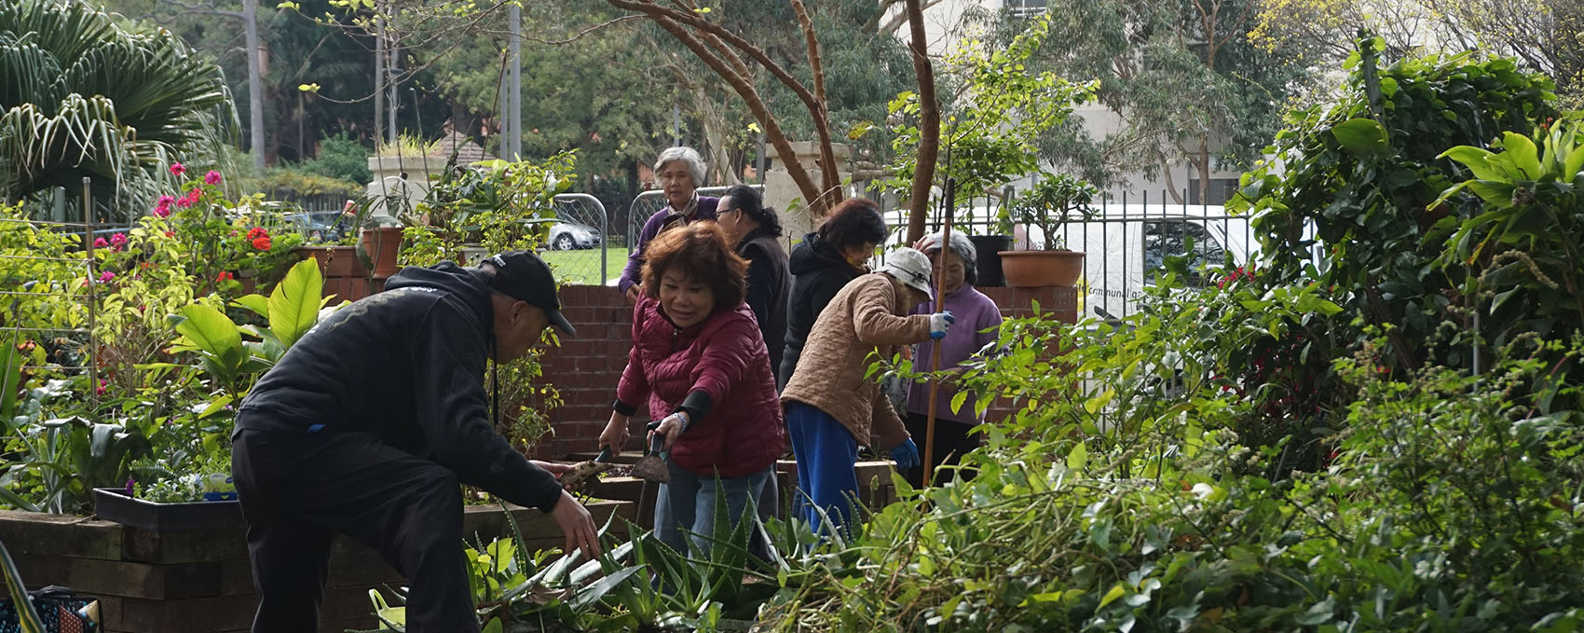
xmin=231 ymin=428 xmax=478 ymax=633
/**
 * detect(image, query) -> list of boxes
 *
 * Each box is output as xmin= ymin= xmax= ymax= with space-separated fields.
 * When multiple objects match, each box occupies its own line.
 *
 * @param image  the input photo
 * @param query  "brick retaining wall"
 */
xmin=533 ymin=284 xmax=1077 ymax=458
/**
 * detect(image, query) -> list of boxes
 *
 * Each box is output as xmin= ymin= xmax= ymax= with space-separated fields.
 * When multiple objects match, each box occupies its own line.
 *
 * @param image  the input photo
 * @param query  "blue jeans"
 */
xmin=785 ymin=402 xmax=859 ymax=538
xmin=653 ymin=460 xmax=772 ymax=555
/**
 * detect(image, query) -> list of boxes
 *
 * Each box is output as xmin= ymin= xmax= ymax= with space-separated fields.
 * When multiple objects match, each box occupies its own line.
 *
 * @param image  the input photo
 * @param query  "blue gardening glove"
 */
xmin=928 ymin=311 xmax=955 ymax=340
xmin=890 ymin=438 xmax=921 ymax=470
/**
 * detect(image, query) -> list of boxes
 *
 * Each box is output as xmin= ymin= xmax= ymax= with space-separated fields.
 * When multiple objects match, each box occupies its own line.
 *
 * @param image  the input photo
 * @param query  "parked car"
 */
xmin=547 ymin=221 xmax=602 ymax=250
xmin=287 ymin=211 xmax=353 ymax=243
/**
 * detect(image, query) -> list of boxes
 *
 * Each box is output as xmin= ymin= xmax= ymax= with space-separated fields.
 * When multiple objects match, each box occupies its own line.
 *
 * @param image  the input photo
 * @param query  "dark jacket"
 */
xmin=617 ymin=196 xmax=719 ymax=293
xmin=614 ymin=297 xmax=785 ymax=478
xmin=778 ymin=232 xmax=863 ymax=388
xmin=737 ymin=227 xmax=790 ymax=375
xmin=236 ymin=263 xmax=563 ymax=512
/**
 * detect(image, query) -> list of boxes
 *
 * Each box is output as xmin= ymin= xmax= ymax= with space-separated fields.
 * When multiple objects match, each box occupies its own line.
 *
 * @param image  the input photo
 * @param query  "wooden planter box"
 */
xmin=0 ymin=500 xmax=633 ymax=633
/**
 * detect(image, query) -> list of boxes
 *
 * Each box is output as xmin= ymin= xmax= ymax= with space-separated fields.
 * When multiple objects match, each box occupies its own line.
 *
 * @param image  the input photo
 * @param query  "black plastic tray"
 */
xmin=92 ymin=488 xmax=242 ymax=531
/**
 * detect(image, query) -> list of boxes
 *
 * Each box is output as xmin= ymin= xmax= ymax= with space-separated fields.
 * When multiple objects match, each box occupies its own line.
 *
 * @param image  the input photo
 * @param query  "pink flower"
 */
xmin=96 ymin=379 xmax=107 ymax=396
xmin=153 ymin=195 xmax=175 ymax=217
xmin=176 ymin=188 xmax=201 ymax=208
xmin=109 ymin=233 xmax=127 ymax=251
xmin=93 ymin=237 xmax=109 ymax=249
xmin=98 ymin=270 xmax=115 ymax=283
xmin=204 ymin=170 xmax=222 ymax=185
xmin=170 ymin=162 xmax=186 ymax=177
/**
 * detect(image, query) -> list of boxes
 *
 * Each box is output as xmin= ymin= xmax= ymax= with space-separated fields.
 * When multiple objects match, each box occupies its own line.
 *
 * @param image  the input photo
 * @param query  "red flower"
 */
xmin=170 ymin=162 xmax=186 ymax=177
xmin=163 ymin=230 xmax=175 ymax=238
xmin=216 ymin=271 xmax=235 ymax=282
xmin=204 ymin=170 xmax=222 ymax=185
xmin=252 ymin=236 xmax=272 ymax=251
xmin=247 ymin=227 xmax=269 ymax=241
xmin=96 ymin=379 xmax=107 ymax=396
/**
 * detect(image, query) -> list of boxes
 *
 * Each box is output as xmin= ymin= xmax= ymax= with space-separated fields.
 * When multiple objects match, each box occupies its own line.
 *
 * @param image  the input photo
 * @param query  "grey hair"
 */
xmin=653 ymin=146 xmax=707 ymax=188
xmin=922 ymin=231 xmax=978 ymax=285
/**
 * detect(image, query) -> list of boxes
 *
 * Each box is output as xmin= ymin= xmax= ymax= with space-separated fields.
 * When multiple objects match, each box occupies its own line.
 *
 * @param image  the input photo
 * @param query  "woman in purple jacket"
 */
xmin=599 ymin=222 xmax=786 ymax=554
xmin=618 ymin=146 xmax=718 ymax=302
xmin=905 ymin=231 xmax=1003 ymax=487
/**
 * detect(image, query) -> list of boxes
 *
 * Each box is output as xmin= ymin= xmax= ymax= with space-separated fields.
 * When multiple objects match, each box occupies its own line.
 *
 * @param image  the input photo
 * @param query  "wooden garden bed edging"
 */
xmin=0 ymin=500 xmax=633 ymax=633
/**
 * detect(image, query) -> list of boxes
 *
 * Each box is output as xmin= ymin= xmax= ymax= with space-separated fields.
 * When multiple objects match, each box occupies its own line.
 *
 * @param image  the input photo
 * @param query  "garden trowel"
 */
xmin=630 ymin=421 xmax=670 ymax=484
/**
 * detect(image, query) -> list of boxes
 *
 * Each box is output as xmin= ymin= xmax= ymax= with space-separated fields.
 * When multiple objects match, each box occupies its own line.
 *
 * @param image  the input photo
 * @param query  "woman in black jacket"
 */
xmin=716 ymin=185 xmax=791 ymax=374
xmin=777 ymin=198 xmax=888 ymax=389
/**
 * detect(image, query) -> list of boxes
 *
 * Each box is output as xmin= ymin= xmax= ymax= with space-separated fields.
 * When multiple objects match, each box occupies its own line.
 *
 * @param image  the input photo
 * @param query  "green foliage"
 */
xmin=1231 ymin=38 xmax=1560 ymax=375
xmin=297 ymin=132 xmax=373 ymax=184
xmin=249 ymin=165 xmax=365 ymax=201
xmin=0 ymin=0 xmax=237 ymax=221
xmin=400 ymin=153 xmax=573 ymax=266
xmin=1431 ymin=117 xmax=1584 ymax=351
xmin=1028 ymin=0 xmax=1305 ymax=191
xmin=885 ymin=14 xmax=1095 ymax=204
xmin=1010 ymin=173 xmax=1099 ymax=249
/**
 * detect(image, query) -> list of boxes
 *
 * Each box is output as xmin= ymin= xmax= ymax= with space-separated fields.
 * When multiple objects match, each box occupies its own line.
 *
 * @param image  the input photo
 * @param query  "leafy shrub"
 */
xmin=297 ymin=132 xmax=373 ymax=185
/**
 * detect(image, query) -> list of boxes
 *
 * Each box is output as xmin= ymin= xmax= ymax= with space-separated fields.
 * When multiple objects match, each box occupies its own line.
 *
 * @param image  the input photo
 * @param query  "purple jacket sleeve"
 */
xmin=619 ymin=211 xmax=667 ymax=294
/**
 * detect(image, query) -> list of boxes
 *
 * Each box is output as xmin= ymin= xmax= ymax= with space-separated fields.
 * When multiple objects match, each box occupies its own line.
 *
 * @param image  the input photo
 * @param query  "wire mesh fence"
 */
xmin=538 ymin=193 xmax=613 ymax=286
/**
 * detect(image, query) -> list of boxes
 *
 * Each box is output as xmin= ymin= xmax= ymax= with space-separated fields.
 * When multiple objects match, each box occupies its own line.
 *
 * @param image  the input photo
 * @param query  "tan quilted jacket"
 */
xmin=782 ymin=273 xmax=932 ymax=451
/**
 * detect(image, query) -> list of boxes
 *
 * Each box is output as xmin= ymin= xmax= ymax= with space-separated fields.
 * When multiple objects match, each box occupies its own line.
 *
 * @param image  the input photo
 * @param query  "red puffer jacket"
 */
xmin=615 ymin=297 xmax=785 ymax=477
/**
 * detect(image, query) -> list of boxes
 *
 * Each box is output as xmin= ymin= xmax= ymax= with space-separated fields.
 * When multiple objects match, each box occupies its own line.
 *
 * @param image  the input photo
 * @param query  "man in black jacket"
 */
xmin=231 ymin=251 xmax=598 ymax=633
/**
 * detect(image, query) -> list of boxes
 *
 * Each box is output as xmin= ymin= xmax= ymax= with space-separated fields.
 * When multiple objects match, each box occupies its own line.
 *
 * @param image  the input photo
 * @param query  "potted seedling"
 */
xmin=999 ymin=172 xmax=1097 ymax=287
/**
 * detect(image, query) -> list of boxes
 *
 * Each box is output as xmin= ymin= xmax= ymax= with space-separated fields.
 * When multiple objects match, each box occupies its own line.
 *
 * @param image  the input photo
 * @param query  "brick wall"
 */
xmin=531 ymin=284 xmax=1077 ymax=458
xmin=530 ymin=285 xmax=643 ymax=460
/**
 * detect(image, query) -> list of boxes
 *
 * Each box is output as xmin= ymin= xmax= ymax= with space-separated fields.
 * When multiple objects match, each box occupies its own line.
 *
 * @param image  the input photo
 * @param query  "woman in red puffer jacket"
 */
xmin=598 ymin=222 xmax=785 ymax=554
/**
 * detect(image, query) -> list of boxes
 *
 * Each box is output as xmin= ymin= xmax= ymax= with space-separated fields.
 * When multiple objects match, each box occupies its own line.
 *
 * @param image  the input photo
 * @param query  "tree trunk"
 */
xmin=904 ymin=0 xmax=939 ymax=245
xmin=243 ymin=0 xmax=265 ymax=170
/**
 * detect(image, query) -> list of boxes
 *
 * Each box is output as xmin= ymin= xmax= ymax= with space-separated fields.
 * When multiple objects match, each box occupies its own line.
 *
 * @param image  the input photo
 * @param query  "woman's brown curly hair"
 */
xmin=641 ymin=221 xmax=748 ymax=310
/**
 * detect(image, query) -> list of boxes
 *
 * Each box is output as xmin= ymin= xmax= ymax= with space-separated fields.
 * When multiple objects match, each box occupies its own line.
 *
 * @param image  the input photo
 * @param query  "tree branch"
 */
xmin=607 ymin=3 xmax=825 ymax=212
xmin=606 ymin=0 xmax=841 ymax=212
xmin=791 ymin=0 xmax=840 ymax=199
xmin=522 ymin=15 xmax=647 ymax=45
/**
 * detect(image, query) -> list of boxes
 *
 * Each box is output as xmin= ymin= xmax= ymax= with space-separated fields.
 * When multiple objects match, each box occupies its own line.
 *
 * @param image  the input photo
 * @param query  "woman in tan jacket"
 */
xmin=781 ymin=247 xmax=955 ymax=536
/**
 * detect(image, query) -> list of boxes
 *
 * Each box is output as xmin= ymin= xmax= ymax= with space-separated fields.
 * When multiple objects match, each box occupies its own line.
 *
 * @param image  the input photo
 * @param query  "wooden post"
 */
xmin=922 ymin=178 xmax=955 ymax=486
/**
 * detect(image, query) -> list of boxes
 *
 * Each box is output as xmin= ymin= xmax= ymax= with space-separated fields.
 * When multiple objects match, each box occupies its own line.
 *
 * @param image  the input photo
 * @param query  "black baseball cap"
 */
xmin=483 ymin=251 xmax=576 ymax=336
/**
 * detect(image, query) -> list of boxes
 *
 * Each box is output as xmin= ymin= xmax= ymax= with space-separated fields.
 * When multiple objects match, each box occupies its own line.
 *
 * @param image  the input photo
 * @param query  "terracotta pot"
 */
xmin=997 ymin=250 xmax=1085 ymax=288
xmin=359 ymin=226 xmax=404 ymax=277
xmin=293 ymin=245 xmax=365 ymax=278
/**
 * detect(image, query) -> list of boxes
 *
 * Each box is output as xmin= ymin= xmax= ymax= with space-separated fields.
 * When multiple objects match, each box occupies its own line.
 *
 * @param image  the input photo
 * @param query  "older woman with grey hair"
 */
xmin=618 ymin=146 xmax=718 ymax=301
xmin=904 ymin=230 xmax=1002 ymax=487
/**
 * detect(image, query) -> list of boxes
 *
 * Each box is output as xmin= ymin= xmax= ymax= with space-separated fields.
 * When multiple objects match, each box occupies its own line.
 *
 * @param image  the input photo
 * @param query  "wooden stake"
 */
xmin=922 ymin=178 xmax=955 ymax=487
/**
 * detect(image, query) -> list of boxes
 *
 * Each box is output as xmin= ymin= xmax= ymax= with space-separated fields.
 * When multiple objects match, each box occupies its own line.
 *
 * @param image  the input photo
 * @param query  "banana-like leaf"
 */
xmin=268 ymin=258 xmax=323 ymax=348
xmin=175 ymin=303 xmax=245 ymax=381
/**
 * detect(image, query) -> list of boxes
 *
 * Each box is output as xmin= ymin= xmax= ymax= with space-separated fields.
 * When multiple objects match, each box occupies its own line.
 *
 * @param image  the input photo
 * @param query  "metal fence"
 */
xmin=870 ymin=186 xmax=1287 ymax=321
xmin=538 ymin=193 xmax=612 ymax=285
xmin=626 ymin=186 xmax=765 ymax=255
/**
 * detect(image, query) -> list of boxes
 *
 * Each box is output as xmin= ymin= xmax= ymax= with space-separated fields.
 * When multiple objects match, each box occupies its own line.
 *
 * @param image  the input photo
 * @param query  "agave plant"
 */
xmin=0 ymin=0 xmax=237 ymax=221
